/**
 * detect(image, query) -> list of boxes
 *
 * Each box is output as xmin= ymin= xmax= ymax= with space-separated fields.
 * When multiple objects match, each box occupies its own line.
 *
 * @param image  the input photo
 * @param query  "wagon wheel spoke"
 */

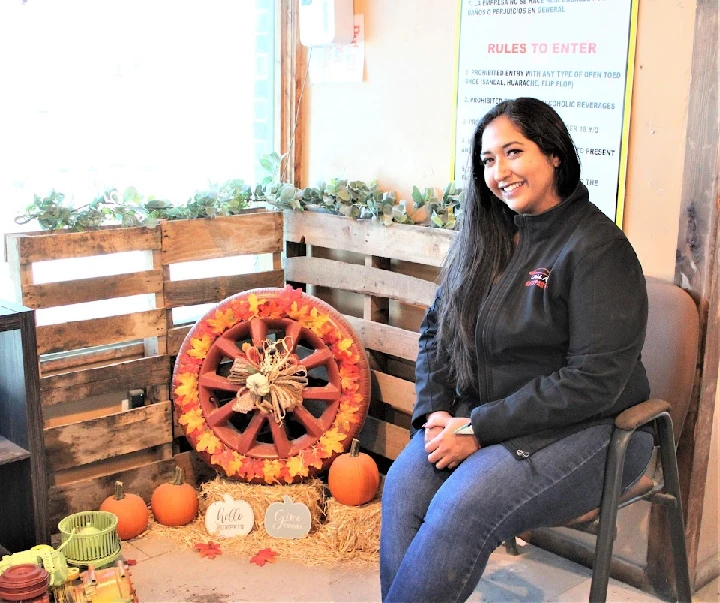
xmin=206 ymin=398 xmax=240 ymax=428
xmin=292 ymin=405 xmax=325 ymax=438
xmin=213 ymin=336 xmax=243 ymax=360
xmin=199 ymin=372 xmax=241 ymax=393
xmin=235 ymin=413 xmax=266 ymax=454
xmin=303 ymin=384 xmax=341 ymax=401
xmin=250 ymin=319 xmax=268 ymax=346
xmin=302 ymin=346 xmax=334 ymax=369
xmin=268 ymin=420 xmax=292 ymax=458
xmin=284 ymin=321 xmax=303 ymax=350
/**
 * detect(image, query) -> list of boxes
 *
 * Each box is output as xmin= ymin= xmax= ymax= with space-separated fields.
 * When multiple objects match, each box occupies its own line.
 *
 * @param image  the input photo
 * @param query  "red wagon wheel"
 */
xmin=172 ymin=287 xmax=371 ymax=484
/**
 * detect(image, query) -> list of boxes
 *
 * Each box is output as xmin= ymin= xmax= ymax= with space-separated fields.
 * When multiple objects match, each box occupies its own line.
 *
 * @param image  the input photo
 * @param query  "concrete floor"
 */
xmin=120 ymin=536 xmax=719 ymax=602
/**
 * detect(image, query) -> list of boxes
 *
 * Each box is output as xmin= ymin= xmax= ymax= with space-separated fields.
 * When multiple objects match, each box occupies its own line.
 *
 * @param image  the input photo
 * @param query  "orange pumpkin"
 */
xmin=151 ymin=466 xmax=199 ymax=526
xmin=328 ymin=439 xmax=380 ymax=506
xmin=99 ymin=480 xmax=149 ymax=540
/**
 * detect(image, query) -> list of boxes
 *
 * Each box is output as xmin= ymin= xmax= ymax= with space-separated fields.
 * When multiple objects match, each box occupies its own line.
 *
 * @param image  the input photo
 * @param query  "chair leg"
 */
xmin=589 ymin=428 xmax=633 ymax=603
xmin=656 ymin=414 xmax=693 ymax=602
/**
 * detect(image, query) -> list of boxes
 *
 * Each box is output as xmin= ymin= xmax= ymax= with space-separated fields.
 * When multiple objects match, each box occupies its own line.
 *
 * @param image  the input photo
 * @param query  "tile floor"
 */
xmin=120 ymin=536 xmax=719 ymax=602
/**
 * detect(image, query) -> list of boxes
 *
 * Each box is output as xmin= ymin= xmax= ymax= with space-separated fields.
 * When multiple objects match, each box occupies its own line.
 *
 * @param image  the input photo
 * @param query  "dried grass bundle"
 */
xmin=135 ymin=478 xmax=379 ymax=567
xmin=314 ymin=497 xmax=381 ymax=563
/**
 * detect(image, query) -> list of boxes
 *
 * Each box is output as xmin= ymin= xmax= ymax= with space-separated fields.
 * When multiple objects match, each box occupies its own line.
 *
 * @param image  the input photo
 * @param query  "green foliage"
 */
xmin=392 ymin=186 xmax=437 ymax=226
xmin=258 ymin=152 xmax=283 ymax=185
xmin=15 ymin=188 xmax=148 ymax=231
xmin=182 ymin=179 xmax=252 ymax=219
xmin=428 ymin=182 xmax=464 ymax=230
xmin=14 ymin=152 xmax=464 ymax=232
xmin=15 ymin=179 xmax=253 ymax=231
xmin=15 ymin=190 xmax=73 ymax=230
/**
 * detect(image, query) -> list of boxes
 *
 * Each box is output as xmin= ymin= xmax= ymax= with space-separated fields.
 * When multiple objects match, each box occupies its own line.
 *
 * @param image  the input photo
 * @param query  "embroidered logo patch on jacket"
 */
xmin=525 ymin=267 xmax=550 ymax=289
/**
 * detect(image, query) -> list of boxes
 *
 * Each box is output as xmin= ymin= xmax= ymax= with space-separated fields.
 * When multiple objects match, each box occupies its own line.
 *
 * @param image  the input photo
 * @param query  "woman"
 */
xmin=379 ymin=98 xmax=654 ymax=602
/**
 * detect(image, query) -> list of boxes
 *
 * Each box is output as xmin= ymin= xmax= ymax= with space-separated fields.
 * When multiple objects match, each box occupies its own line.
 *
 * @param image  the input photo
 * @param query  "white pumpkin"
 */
xmin=264 ymin=496 xmax=311 ymax=539
xmin=204 ymin=494 xmax=254 ymax=537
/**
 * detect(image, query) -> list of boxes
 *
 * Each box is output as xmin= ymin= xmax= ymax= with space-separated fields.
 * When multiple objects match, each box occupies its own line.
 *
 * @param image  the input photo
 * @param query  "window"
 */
xmin=0 ymin=0 xmax=278 ymax=302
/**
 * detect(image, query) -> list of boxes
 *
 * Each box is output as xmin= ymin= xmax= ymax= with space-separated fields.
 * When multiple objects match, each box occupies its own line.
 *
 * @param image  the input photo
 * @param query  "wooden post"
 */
xmin=280 ymin=0 xmax=307 ymax=189
xmin=650 ymin=0 xmax=720 ymax=595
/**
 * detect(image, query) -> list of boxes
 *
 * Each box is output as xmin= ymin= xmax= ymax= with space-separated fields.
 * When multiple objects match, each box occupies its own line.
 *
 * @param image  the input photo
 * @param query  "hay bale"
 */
xmin=135 ymin=478 xmax=380 ymax=567
xmin=315 ymin=497 xmax=380 ymax=561
xmin=198 ymin=477 xmax=326 ymax=531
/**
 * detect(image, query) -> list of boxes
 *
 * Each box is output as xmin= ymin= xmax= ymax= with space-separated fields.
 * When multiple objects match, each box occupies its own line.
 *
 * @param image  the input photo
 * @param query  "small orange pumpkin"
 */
xmin=99 ymin=480 xmax=149 ymax=540
xmin=151 ymin=466 xmax=199 ymax=526
xmin=328 ymin=438 xmax=380 ymax=506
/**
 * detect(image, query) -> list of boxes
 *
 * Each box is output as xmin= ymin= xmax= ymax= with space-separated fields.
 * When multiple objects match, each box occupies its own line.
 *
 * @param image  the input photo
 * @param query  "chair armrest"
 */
xmin=615 ymin=399 xmax=671 ymax=431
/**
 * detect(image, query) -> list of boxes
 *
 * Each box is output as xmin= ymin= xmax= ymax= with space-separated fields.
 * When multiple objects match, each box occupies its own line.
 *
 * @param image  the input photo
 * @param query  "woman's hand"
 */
xmin=424 ymin=415 xmax=480 ymax=470
xmin=423 ymin=411 xmax=452 ymax=446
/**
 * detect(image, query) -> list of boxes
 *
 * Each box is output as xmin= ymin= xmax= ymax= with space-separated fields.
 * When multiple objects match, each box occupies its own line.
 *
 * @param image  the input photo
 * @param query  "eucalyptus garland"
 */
xmin=14 ymin=153 xmax=464 ymax=232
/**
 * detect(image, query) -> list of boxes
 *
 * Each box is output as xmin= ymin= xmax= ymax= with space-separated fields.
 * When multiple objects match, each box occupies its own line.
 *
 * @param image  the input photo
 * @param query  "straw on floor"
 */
xmin=135 ymin=477 xmax=380 ymax=567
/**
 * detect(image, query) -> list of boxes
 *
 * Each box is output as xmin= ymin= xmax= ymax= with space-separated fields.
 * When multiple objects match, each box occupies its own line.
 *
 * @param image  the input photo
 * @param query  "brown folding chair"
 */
xmin=506 ymin=277 xmax=698 ymax=602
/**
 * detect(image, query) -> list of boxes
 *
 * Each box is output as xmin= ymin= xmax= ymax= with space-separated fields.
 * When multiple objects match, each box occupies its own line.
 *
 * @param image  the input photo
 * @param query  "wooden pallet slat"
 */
xmin=40 ymin=355 xmax=171 ymax=407
xmin=167 ymin=326 xmax=192 ymax=357
xmin=161 ymin=212 xmax=284 ymax=265
xmin=286 ymin=256 xmax=438 ymax=307
xmin=164 ymin=270 xmax=285 ymax=308
xmin=285 ymin=211 xmax=454 ymax=267
xmin=6 ymin=227 xmax=161 ymax=264
xmin=371 ymin=370 xmax=416 ymax=415
xmin=36 ymin=309 xmax=167 ymax=356
xmin=359 ymin=415 xmax=410 ymax=461
xmin=344 ymin=315 xmax=419 ymax=361
xmin=21 ymin=270 xmax=164 ymax=310
xmin=44 ymin=401 xmax=173 ymax=473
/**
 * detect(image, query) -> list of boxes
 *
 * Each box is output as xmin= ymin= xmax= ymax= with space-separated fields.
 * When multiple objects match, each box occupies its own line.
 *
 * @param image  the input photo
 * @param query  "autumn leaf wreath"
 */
xmin=173 ymin=286 xmax=369 ymax=485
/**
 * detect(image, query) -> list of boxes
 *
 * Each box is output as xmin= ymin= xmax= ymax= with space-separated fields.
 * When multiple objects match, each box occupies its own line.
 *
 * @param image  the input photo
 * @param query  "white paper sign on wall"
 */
xmin=205 ymin=494 xmax=254 ymax=538
xmin=264 ymin=496 xmax=312 ymax=539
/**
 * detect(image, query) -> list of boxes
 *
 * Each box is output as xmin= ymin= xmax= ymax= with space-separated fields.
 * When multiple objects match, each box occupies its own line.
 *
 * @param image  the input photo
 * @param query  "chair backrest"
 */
xmin=642 ymin=277 xmax=699 ymax=442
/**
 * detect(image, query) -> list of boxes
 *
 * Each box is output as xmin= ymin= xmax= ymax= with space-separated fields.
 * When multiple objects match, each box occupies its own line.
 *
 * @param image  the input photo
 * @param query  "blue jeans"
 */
xmin=380 ymin=424 xmax=654 ymax=602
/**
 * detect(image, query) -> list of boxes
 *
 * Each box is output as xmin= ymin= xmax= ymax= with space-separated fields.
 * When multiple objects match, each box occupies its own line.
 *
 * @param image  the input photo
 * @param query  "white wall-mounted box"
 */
xmin=299 ymin=0 xmax=354 ymax=47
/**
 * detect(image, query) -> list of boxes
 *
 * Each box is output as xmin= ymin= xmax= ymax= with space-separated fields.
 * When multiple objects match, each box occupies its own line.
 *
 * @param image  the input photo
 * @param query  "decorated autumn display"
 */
xmin=151 ymin=466 xmax=199 ymax=527
xmin=172 ymin=286 xmax=371 ymax=484
xmin=328 ymin=438 xmax=380 ymax=506
xmin=99 ymin=481 xmax=149 ymax=539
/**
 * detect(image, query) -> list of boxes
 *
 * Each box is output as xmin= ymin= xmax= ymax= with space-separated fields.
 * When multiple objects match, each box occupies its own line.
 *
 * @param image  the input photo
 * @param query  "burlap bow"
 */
xmin=228 ymin=336 xmax=308 ymax=424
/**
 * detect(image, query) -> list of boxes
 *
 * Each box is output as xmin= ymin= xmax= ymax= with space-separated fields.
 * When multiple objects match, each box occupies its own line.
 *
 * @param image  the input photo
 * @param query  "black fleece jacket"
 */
xmin=411 ymin=183 xmax=651 ymax=459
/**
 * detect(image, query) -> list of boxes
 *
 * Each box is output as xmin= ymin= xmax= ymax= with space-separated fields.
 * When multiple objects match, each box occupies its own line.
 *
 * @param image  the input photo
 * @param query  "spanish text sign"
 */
xmin=452 ymin=0 xmax=638 ymax=224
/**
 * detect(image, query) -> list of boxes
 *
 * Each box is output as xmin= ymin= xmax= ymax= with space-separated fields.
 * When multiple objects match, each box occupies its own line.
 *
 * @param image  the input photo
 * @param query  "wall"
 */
xmin=302 ymin=0 xmax=716 ymax=581
xmin=304 ymin=0 xmax=696 ymax=282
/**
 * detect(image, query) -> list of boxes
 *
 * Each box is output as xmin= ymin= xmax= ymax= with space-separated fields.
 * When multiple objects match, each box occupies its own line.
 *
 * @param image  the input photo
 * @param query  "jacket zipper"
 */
xmin=477 ymin=226 xmax=528 ymax=405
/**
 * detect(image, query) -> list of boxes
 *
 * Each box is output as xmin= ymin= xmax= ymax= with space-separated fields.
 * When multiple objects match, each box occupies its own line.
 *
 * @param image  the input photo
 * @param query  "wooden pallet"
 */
xmin=6 ymin=225 xmax=170 ymax=526
xmin=5 ymin=211 xmax=284 ymax=526
xmin=285 ymin=211 xmax=456 ymax=462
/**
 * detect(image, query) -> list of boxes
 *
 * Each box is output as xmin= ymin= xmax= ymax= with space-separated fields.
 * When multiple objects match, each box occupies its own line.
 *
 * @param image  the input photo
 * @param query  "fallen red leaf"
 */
xmin=194 ymin=541 xmax=222 ymax=559
xmin=250 ymin=548 xmax=278 ymax=567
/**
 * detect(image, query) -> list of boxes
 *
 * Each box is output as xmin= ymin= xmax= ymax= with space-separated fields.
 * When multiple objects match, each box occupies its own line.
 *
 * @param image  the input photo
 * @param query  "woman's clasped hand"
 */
xmin=422 ymin=411 xmax=479 ymax=470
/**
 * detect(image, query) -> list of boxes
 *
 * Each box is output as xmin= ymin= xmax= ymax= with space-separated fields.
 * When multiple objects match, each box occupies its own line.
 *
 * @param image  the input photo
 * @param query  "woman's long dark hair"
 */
xmin=437 ymin=98 xmax=580 ymax=394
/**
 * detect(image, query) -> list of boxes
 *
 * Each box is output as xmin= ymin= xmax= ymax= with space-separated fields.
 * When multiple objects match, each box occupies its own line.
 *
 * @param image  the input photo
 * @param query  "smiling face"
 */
xmin=480 ymin=115 xmax=562 ymax=215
